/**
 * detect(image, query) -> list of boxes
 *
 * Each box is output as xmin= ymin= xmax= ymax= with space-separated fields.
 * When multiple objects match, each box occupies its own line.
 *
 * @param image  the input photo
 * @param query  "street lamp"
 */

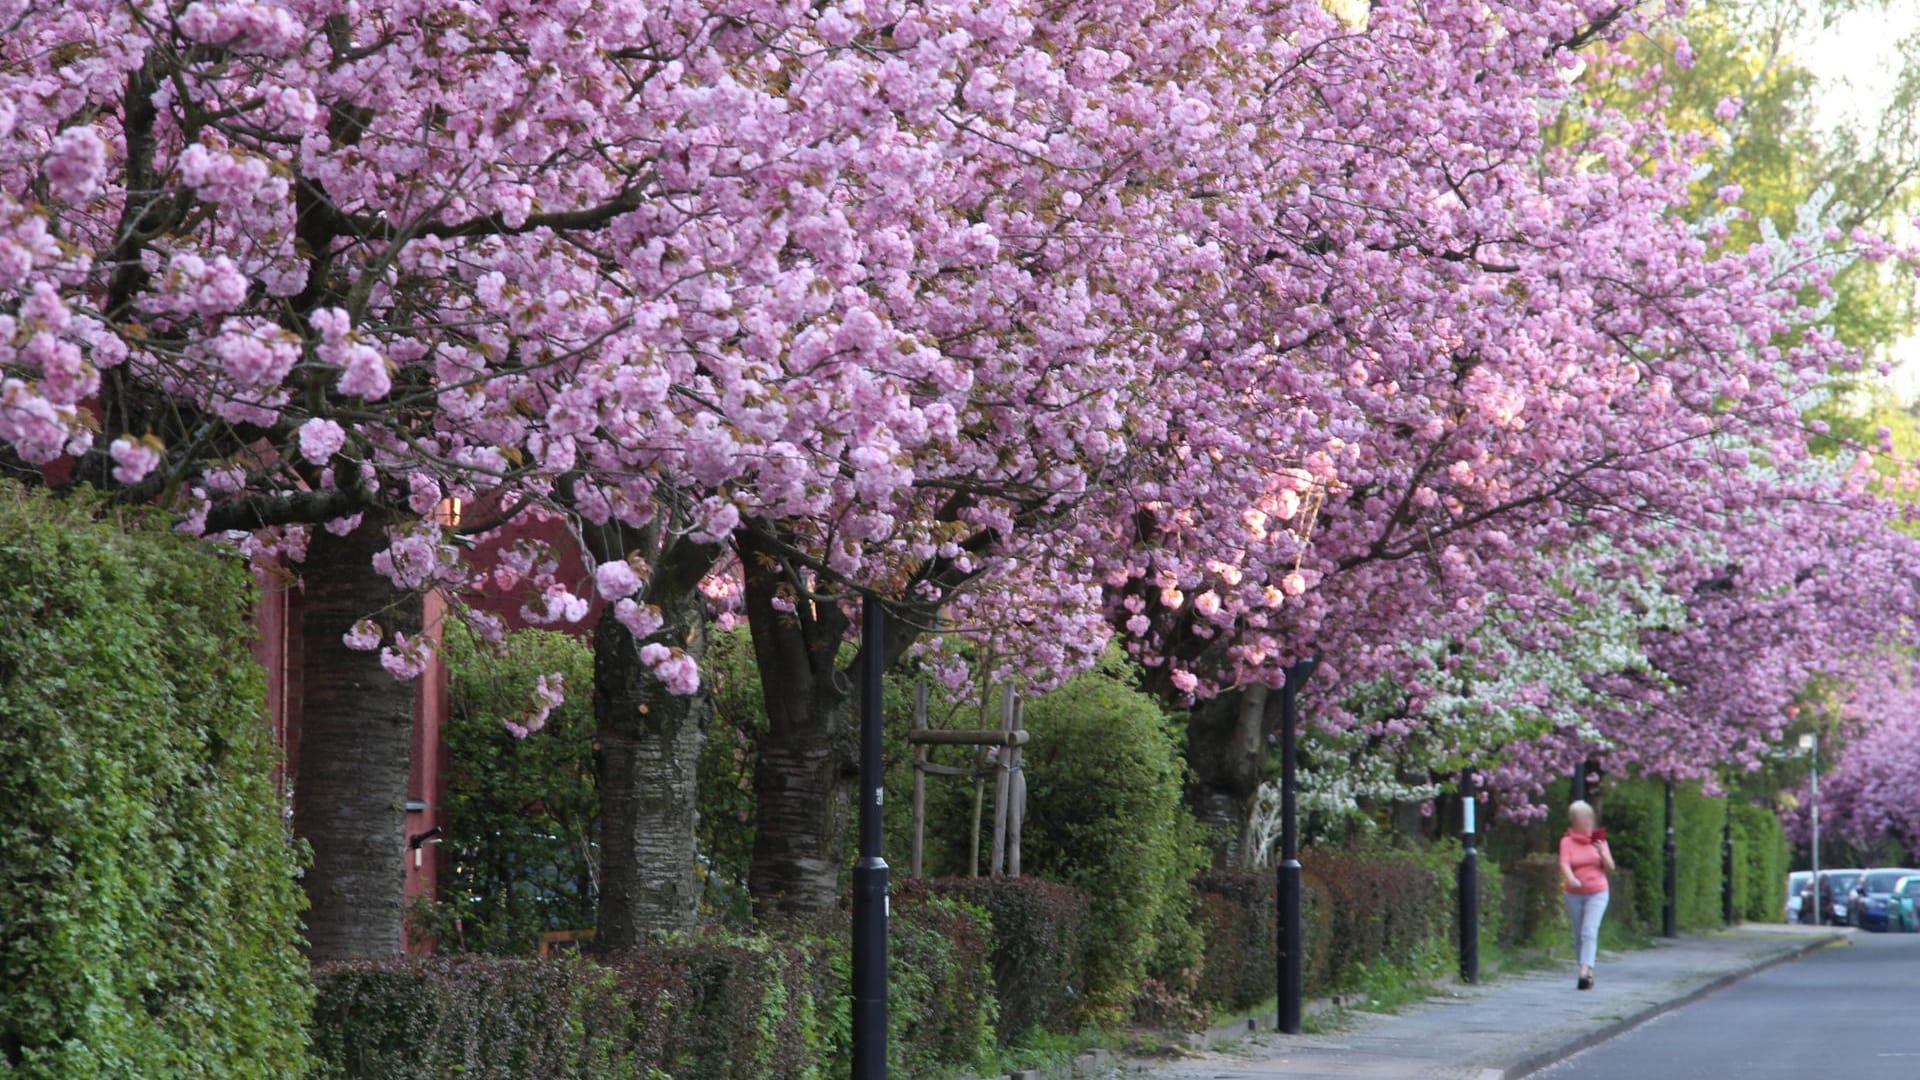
xmin=1799 ymin=732 xmax=1820 ymax=925
xmin=1459 ymin=769 xmax=1479 ymax=984
xmin=1662 ymin=780 xmax=1677 ymax=938
xmin=1721 ymin=791 xmax=1736 ymax=927
xmin=1276 ymin=655 xmax=1319 ymax=1035
xmin=852 ymin=599 xmax=889 ymax=1079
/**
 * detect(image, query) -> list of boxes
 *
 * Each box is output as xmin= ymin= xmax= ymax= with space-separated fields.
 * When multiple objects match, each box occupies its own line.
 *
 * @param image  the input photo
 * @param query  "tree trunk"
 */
xmin=294 ymin=520 xmax=419 ymax=960
xmin=593 ymin=535 xmax=715 ymax=947
xmin=739 ymin=528 xmax=856 ymax=917
xmin=750 ymin=716 xmax=854 ymax=914
xmin=1186 ymin=686 xmax=1275 ymax=869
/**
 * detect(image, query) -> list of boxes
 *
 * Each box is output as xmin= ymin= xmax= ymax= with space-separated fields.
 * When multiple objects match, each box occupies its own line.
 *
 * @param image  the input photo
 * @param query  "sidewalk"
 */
xmin=1119 ymin=924 xmax=1845 ymax=1080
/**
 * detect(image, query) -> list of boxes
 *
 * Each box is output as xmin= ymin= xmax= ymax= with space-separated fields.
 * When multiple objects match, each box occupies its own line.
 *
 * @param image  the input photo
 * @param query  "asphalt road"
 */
xmin=1539 ymin=931 xmax=1920 ymax=1078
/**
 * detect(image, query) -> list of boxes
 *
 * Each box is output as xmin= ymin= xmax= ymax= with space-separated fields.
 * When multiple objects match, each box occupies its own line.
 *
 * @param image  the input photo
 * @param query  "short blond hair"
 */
xmin=1568 ymin=800 xmax=1597 ymax=826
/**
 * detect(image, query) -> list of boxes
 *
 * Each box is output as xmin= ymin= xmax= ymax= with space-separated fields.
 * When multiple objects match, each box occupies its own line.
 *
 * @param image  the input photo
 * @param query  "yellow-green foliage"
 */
xmin=1015 ymin=655 xmax=1208 ymax=1020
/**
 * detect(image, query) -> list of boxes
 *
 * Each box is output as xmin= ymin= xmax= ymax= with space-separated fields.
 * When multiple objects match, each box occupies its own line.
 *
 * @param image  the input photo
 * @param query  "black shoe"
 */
xmin=1577 ymin=975 xmax=1594 ymax=991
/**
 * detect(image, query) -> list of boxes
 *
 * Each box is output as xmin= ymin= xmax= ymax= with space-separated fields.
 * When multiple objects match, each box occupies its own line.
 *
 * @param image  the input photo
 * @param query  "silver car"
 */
xmin=1786 ymin=871 xmax=1811 ymax=922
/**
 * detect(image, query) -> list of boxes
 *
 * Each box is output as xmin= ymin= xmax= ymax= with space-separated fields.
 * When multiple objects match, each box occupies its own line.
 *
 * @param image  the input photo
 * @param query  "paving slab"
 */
xmin=1119 ymin=924 xmax=1845 ymax=1080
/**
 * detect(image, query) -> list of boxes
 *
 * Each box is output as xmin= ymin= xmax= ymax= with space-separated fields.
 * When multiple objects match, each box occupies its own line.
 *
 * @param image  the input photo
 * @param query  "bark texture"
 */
xmin=294 ymin=520 xmax=419 ymax=960
xmin=1186 ymin=685 xmax=1276 ymax=869
xmin=592 ymin=534 xmax=716 ymax=948
xmin=740 ymin=528 xmax=857 ymax=916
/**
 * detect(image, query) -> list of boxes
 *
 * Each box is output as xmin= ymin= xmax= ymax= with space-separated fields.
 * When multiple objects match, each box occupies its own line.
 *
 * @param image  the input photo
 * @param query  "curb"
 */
xmin=1498 ymin=930 xmax=1847 ymax=1079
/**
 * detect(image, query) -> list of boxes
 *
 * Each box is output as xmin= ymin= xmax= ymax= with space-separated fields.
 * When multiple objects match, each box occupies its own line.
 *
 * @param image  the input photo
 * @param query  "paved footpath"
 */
xmin=1119 ymin=924 xmax=1843 ymax=1080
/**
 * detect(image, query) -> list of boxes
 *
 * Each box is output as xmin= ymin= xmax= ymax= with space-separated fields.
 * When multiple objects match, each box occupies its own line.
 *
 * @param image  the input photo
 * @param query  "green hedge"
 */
xmin=905 ymin=877 xmax=1090 ymax=1043
xmin=1500 ymin=853 xmax=1567 ymax=947
xmin=1191 ymin=845 xmax=1503 ymax=1018
xmin=1731 ymin=803 xmax=1789 ymax=921
xmin=1191 ymin=872 xmax=1276 ymax=1013
xmin=1587 ymin=780 xmax=1782 ymax=932
xmin=0 ymin=484 xmax=311 ymax=1078
xmin=310 ymin=957 xmax=632 ymax=1080
xmin=311 ymin=892 xmax=993 ymax=1079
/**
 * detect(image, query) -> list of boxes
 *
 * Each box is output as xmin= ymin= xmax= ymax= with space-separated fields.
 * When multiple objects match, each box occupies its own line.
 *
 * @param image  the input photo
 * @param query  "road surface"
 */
xmin=1540 ymin=931 xmax=1920 ymax=1078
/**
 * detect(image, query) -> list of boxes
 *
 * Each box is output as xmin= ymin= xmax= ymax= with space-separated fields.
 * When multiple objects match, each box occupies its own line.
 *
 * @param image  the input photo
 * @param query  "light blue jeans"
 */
xmin=1564 ymin=890 xmax=1609 ymax=969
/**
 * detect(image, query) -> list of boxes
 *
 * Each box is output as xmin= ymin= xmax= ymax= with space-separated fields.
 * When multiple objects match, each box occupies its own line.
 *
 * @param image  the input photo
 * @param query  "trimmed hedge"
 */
xmin=0 ymin=484 xmax=311 ymax=1078
xmin=1303 ymin=849 xmax=1453 ymax=989
xmin=614 ymin=940 xmax=824 ymax=1080
xmin=906 ymin=876 xmax=1090 ymax=1043
xmin=1192 ymin=845 xmax=1503 ymax=1017
xmin=312 ymin=892 xmax=994 ymax=1079
xmin=1591 ymin=780 xmax=1755 ymax=932
xmin=1500 ymin=853 xmax=1567 ymax=947
xmin=1191 ymin=872 xmax=1276 ymax=1012
xmin=311 ymin=957 xmax=632 ymax=1080
xmin=1731 ymin=802 xmax=1789 ymax=922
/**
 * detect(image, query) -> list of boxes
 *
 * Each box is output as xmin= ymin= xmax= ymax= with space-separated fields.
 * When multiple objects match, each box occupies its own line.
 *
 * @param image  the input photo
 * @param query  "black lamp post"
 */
xmin=851 ymin=600 xmax=889 ymax=1079
xmin=1662 ymin=779 xmax=1678 ymax=939
xmin=1722 ymin=795 xmax=1736 ymax=927
xmin=1458 ymin=769 xmax=1479 ymax=984
xmin=1276 ymin=655 xmax=1319 ymax=1035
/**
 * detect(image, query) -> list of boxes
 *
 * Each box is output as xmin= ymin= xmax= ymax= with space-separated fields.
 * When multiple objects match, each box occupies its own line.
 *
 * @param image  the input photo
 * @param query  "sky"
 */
xmin=1794 ymin=6 xmax=1920 ymax=400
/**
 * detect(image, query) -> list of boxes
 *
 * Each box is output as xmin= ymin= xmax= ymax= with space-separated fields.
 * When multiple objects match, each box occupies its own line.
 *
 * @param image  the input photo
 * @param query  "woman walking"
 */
xmin=1559 ymin=800 xmax=1615 ymax=990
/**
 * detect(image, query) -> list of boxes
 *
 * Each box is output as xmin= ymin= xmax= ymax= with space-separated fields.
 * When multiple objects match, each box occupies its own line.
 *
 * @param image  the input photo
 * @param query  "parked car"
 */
xmin=1799 ymin=869 xmax=1865 ymax=925
xmin=1888 ymin=876 xmax=1920 ymax=932
xmin=1846 ymin=868 xmax=1920 ymax=931
xmin=1786 ymin=871 xmax=1811 ymax=923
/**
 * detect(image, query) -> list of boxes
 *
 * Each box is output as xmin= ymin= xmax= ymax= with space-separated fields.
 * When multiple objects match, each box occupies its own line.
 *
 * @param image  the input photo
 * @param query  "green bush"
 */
xmin=1192 ymin=844 xmax=1499 ymax=1021
xmin=1191 ymin=872 xmax=1276 ymax=1013
xmin=0 ymin=483 xmax=311 ymax=1078
xmin=613 ymin=939 xmax=825 ymax=1080
xmin=906 ymin=877 xmax=1090 ymax=1043
xmin=311 ymin=957 xmax=632 ymax=1080
xmin=1500 ymin=853 xmax=1568 ymax=947
xmin=1590 ymin=780 xmax=1736 ymax=932
xmin=312 ymin=893 xmax=994 ymax=1079
xmin=885 ymin=894 xmax=997 ymax=1073
xmin=1302 ymin=848 xmax=1457 ymax=994
xmin=1731 ymin=802 xmax=1789 ymax=921
xmin=423 ymin=621 xmax=599 ymax=953
xmin=1015 ymin=656 xmax=1207 ymax=1020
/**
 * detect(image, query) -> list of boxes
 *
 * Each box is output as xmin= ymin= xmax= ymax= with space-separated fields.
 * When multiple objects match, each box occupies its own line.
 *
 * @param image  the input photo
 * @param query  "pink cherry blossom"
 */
xmin=297 ymin=419 xmax=346 ymax=464
xmin=43 ymin=126 xmax=109 ymax=201
xmin=108 ymin=436 xmax=161 ymax=484
xmin=595 ymin=560 xmax=642 ymax=602
xmin=342 ymin=619 xmax=381 ymax=652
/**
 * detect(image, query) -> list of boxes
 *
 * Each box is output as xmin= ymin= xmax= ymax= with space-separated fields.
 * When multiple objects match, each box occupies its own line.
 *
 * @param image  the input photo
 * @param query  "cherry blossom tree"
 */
xmin=15 ymin=0 xmax=1920 ymax=933
xmin=12 ymin=0 xmax=1213 ymax=942
xmin=1783 ymin=664 xmax=1920 ymax=863
xmin=1087 ymin=0 xmax=1920 ymax=853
